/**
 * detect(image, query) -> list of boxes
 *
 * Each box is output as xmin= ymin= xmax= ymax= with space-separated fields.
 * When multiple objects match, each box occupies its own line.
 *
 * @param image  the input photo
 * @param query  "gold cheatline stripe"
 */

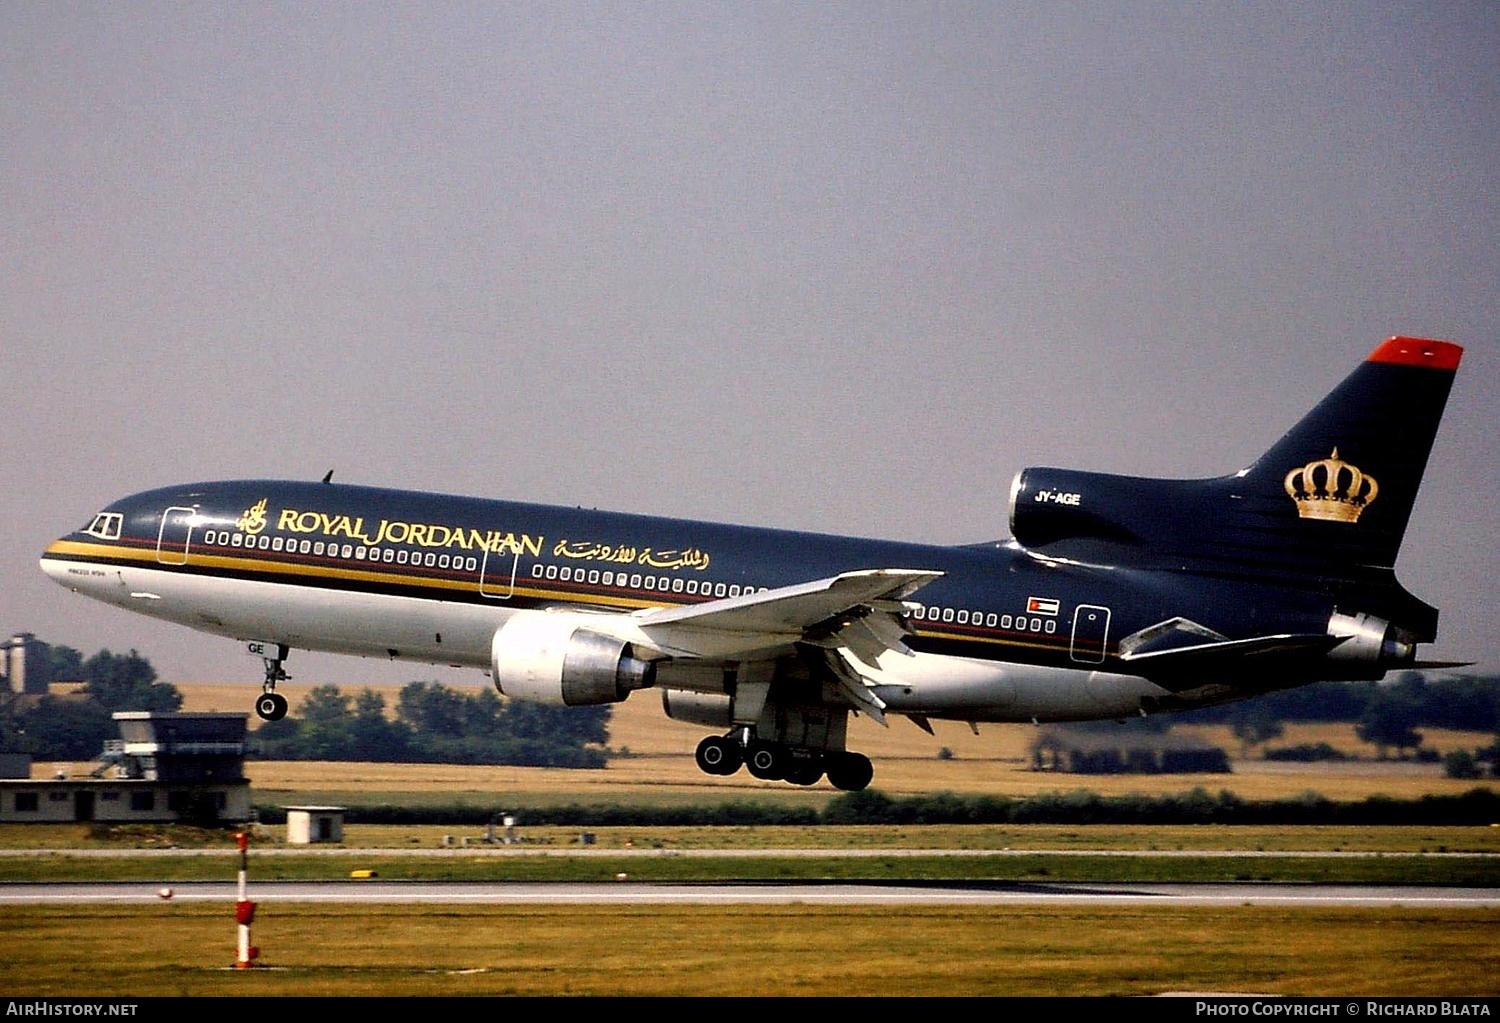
xmin=914 ymin=628 xmax=1062 ymax=653
xmin=43 ymin=539 xmax=669 ymax=612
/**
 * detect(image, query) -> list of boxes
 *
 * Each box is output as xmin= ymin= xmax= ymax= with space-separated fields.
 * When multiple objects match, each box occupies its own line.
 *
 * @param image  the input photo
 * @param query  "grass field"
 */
xmin=3 ymin=904 xmax=1496 ymax=997
xmin=9 ymin=680 xmax=1497 ymax=997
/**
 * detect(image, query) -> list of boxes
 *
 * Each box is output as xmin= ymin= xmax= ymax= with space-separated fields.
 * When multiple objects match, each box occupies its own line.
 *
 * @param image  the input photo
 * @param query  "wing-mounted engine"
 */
xmin=490 ymin=610 xmax=658 ymax=706
xmin=660 ymin=689 xmax=734 ymax=728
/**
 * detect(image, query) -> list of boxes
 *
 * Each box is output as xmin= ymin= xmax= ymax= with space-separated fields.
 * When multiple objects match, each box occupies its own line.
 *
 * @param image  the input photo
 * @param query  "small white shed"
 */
xmin=284 ymin=805 xmax=347 ymax=844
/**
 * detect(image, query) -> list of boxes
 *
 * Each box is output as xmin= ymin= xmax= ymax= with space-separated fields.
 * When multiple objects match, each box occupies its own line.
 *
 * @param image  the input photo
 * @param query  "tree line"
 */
xmin=0 ymin=647 xmax=182 ymax=759
xmin=1195 ymin=672 xmax=1500 ymax=769
xmin=250 ymin=682 xmax=610 ymax=768
xmin=0 ymin=643 xmax=609 ymax=768
xmin=3 ymin=640 xmax=1495 ymax=773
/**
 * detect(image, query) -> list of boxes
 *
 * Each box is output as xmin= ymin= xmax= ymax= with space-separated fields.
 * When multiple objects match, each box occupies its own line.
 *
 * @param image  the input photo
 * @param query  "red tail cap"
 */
xmin=1368 ymin=336 xmax=1463 ymax=370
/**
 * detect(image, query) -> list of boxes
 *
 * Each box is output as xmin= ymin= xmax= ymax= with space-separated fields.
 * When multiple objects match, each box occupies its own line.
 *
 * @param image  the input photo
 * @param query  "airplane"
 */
xmin=40 ymin=336 xmax=1463 ymax=790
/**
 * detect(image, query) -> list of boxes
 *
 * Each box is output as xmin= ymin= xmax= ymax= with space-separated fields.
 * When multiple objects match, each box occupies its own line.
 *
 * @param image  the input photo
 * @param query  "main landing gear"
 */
xmin=254 ymin=644 xmax=291 ymax=722
xmin=694 ymin=733 xmax=873 ymax=791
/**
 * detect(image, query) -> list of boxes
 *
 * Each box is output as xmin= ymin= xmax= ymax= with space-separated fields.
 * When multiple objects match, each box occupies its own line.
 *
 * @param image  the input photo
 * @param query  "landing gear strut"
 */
xmin=255 ymin=644 xmax=290 ymax=722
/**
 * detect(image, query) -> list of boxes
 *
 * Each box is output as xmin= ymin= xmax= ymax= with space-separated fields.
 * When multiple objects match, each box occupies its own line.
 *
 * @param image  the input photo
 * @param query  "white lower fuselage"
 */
xmin=42 ymin=555 xmax=1169 ymax=724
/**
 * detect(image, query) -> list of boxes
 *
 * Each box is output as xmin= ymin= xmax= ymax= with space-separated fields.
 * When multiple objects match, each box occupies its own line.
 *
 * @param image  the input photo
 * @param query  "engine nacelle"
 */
xmin=490 ymin=611 xmax=657 ymax=706
xmin=1326 ymin=611 xmax=1415 ymax=676
xmin=660 ymin=689 xmax=733 ymax=728
xmin=1008 ymin=467 xmax=1150 ymax=552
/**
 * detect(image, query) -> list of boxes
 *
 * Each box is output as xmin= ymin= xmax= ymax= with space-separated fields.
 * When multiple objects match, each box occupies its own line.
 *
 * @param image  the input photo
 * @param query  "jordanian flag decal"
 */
xmin=1026 ymin=597 xmax=1060 ymax=616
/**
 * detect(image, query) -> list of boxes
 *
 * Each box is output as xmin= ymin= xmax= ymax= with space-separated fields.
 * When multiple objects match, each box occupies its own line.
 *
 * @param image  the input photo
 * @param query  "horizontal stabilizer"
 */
xmin=1121 ymin=632 xmax=1346 ymax=691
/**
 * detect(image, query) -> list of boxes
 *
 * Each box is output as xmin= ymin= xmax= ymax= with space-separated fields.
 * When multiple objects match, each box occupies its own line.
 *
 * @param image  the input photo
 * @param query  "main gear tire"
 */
xmin=745 ymin=742 xmax=786 ymax=781
xmin=695 ymin=735 xmax=742 ymax=776
xmin=825 ymin=751 xmax=873 ymax=791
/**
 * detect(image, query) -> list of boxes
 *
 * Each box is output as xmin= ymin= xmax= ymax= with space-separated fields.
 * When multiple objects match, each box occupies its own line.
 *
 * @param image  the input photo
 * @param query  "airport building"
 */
xmin=1 ymin=632 xmax=53 ymax=695
xmin=0 ymin=711 xmax=252 ymax=824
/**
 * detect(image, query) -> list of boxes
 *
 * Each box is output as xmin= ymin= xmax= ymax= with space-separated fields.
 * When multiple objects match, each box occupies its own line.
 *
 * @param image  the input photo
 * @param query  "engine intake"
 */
xmin=491 ymin=611 xmax=657 ymax=706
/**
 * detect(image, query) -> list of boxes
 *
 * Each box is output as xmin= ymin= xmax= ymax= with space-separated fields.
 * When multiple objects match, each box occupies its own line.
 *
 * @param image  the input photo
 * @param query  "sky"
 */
xmin=2 ymin=3 xmax=1496 ymax=691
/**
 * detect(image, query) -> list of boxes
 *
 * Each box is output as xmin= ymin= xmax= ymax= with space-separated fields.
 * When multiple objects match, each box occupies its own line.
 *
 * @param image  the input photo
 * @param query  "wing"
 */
xmin=633 ymin=568 xmax=943 ymax=723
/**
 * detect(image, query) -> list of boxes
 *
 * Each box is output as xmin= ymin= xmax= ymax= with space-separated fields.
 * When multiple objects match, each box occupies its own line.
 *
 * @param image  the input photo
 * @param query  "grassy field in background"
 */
xmin=35 ymin=679 xmax=1484 ymax=808
xmin=3 ymin=904 xmax=1495 ymax=997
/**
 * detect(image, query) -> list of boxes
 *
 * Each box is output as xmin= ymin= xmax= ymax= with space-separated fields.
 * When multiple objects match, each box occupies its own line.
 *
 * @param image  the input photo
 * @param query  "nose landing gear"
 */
xmin=253 ymin=644 xmax=291 ymax=722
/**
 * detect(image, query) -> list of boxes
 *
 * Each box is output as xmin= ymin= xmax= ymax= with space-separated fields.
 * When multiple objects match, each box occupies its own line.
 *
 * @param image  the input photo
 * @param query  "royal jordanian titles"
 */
xmin=41 ymin=337 xmax=1465 ymax=790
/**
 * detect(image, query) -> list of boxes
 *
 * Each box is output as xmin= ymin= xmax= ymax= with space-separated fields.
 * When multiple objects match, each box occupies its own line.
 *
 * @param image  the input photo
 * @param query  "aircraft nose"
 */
xmin=40 ymin=540 xmax=74 ymax=587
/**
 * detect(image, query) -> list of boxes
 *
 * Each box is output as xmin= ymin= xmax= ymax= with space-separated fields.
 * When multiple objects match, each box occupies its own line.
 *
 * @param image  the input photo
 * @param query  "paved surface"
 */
xmin=3 ymin=879 xmax=1497 ymax=907
xmin=1 ymin=846 xmax=1496 ymax=858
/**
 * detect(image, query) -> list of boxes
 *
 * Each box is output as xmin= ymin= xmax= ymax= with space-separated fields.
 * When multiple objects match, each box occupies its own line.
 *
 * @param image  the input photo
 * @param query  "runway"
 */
xmin=4 ymin=880 xmax=1497 ymax=908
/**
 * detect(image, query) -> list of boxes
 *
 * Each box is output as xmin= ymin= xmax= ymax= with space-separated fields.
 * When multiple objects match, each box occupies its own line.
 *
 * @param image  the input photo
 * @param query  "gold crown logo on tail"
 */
xmin=1283 ymin=448 xmax=1378 ymax=523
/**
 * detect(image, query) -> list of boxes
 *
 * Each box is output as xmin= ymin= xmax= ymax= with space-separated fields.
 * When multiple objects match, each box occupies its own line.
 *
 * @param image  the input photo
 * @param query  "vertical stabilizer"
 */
xmin=1234 ymin=336 xmax=1462 ymax=576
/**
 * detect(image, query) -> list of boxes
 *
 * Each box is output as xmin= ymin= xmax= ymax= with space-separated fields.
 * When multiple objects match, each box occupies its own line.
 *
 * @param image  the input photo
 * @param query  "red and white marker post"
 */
xmin=233 ymin=831 xmax=261 ymax=968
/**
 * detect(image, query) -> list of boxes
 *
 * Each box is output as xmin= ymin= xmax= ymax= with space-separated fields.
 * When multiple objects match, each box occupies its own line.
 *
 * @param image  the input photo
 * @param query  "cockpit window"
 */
xmin=83 ymin=512 xmax=123 ymax=540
